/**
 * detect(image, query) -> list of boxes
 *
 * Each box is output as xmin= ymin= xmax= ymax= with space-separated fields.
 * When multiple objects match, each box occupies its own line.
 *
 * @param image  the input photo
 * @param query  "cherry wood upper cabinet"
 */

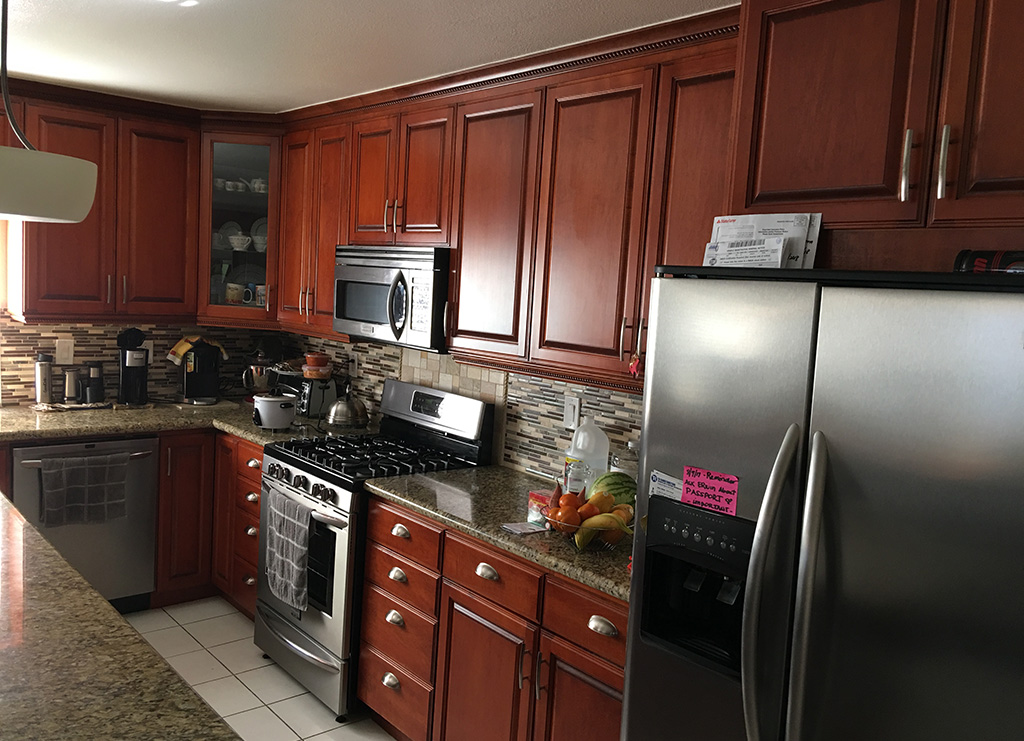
xmin=117 ymin=118 xmax=199 ymax=316
xmin=731 ymin=0 xmax=944 ymax=227
xmin=930 ymin=0 xmax=1024 ymax=224
xmin=17 ymin=104 xmax=117 ymax=317
xmin=530 ymin=69 xmax=654 ymax=376
xmin=277 ymin=129 xmax=314 ymax=327
xmin=349 ymin=107 xmax=454 ymax=246
xmin=447 ymin=90 xmax=542 ymax=360
xmin=309 ymin=123 xmax=351 ymax=329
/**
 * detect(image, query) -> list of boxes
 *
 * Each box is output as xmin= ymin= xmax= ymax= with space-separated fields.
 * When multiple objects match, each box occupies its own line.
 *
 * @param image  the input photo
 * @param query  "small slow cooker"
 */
xmin=252 ymin=392 xmax=297 ymax=430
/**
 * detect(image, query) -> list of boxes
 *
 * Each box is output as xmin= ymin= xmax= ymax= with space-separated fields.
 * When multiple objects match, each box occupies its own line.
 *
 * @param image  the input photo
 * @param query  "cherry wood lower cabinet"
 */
xmin=210 ymin=434 xmax=263 ymax=617
xmin=153 ymin=430 xmax=216 ymax=606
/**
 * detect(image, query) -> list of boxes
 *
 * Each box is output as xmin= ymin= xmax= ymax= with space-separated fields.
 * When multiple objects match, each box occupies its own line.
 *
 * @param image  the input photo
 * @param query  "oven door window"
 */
xmin=306 ymin=520 xmax=337 ymax=616
xmin=336 ymin=280 xmax=390 ymax=325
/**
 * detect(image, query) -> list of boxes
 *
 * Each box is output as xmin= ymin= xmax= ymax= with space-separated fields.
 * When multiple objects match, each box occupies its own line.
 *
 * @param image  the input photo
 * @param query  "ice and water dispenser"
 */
xmin=641 ymin=496 xmax=756 ymax=675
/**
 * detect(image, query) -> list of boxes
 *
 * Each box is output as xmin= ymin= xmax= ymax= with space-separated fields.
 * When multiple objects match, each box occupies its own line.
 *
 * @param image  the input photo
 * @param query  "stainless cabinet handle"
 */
xmin=107 ymin=275 xmax=112 ymax=304
xmin=247 ymin=458 xmax=261 ymax=469
xmin=475 ymin=562 xmax=500 ymax=581
xmin=517 ymin=647 xmax=529 ymax=690
xmin=383 ymin=199 xmax=390 ymax=233
xmin=298 ymin=288 xmax=304 ymax=317
xmin=122 ymin=275 xmax=127 ymax=304
xmin=385 ymin=609 xmax=404 ymax=627
xmin=443 ymin=300 xmax=450 ymax=336
xmin=388 ymin=567 xmax=407 ymax=583
xmin=246 ymin=492 xmax=259 ymax=503
xmin=381 ymin=672 xmax=400 ymax=690
xmin=305 ymin=288 xmax=311 ymax=320
xmin=743 ymin=422 xmax=800 ymax=741
xmin=167 ymin=449 xmax=172 ymax=477
xmin=587 ymin=615 xmax=618 ymax=637
xmin=534 ymin=651 xmax=547 ymax=700
xmin=246 ymin=526 xmax=258 ymax=537
xmin=936 ymin=124 xmax=951 ymax=200
xmin=635 ymin=319 xmax=644 ymax=357
xmin=785 ymin=431 xmax=829 ymax=741
xmin=618 ymin=316 xmax=627 ymax=361
xmin=393 ymin=200 xmax=399 ymax=233
xmin=898 ymin=128 xmax=914 ymax=202
xmin=244 ymin=575 xmax=256 ymax=586
xmin=391 ymin=523 xmax=410 ymax=539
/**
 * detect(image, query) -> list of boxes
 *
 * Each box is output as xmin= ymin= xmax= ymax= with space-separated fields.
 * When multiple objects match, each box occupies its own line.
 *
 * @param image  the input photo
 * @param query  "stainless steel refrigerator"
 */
xmin=622 ymin=269 xmax=1024 ymax=741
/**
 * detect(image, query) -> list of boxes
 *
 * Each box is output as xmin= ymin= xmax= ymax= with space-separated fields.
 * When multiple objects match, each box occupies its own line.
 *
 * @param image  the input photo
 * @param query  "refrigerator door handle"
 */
xmin=785 ymin=430 xmax=829 ymax=741
xmin=741 ymin=422 xmax=800 ymax=741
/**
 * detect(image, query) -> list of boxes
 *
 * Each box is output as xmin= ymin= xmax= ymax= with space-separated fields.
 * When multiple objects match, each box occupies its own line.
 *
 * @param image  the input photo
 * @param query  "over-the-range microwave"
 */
xmin=333 ymin=245 xmax=450 ymax=352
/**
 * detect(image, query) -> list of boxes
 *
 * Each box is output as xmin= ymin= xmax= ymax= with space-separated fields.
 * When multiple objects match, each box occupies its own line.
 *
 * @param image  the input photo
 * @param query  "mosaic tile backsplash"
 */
xmin=1 ymin=315 xmax=642 ymax=470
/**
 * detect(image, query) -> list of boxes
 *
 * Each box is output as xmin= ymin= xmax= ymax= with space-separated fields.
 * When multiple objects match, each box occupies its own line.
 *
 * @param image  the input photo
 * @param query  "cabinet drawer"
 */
xmin=233 ymin=508 xmax=260 ymax=566
xmin=366 ymin=542 xmax=440 ymax=616
xmin=362 ymin=583 xmax=437 ymax=682
xmin=358 ymin=642 xmax=432 ymax=741
xmin=232 ymin=555 xmax=258 ymax=618
xmin=234 ymin=476 xmax=261 ymax=518
xmin=542 ymin=576 xmax=629 ymax=667
xmin=367 ymin=499 xmax=443 ymax=571
xmin=235 ymin=439 xmax=264 ymax=483
xmin=442 ymin=532 xmax=542 ymax=621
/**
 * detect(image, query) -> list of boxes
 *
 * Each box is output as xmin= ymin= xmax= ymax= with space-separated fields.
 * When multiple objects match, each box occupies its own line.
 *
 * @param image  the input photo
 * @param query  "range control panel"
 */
xmin=646 ymin=496 xmax=755 ymax=574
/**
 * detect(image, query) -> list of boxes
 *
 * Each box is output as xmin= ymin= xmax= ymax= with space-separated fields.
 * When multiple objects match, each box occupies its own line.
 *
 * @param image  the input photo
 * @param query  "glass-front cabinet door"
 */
xmin=198 ymin=132 xmax=280 ymax=324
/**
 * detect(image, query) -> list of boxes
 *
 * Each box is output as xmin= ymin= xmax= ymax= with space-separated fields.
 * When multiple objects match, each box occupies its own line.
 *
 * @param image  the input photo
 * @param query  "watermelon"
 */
xmin=589 ymin=471 xmax=637 ymax=506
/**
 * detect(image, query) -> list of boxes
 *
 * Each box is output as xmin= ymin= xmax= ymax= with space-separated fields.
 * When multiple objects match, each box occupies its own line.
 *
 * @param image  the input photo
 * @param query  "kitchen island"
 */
xmin=0 ymin=494 xmax=238 ymax=740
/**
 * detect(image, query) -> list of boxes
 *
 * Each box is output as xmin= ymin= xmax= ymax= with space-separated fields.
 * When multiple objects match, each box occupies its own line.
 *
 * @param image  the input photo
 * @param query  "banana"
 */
xmin=573 ymin=513 xmax=633 ymax=550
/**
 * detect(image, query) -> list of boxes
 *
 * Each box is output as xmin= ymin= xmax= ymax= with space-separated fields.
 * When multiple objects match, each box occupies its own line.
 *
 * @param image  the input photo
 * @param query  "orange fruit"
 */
xmin=577 ymin=502 xmax=600 ymax=521
xmin=559 ymin=493 xmax=581 ymax=509
xmin=550 ymin=506 xmax=581 ymax=533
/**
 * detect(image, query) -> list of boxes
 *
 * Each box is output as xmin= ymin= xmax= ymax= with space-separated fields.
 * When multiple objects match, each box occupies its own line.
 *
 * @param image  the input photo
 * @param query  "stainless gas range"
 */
xmin=254 ymin=380 xmax=493 ymax=719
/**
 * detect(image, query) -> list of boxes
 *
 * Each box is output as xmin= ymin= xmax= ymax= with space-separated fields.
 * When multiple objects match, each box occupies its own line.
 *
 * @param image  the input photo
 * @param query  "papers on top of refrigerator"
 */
xmin=704 ymin=213 xmax=822 ymax=268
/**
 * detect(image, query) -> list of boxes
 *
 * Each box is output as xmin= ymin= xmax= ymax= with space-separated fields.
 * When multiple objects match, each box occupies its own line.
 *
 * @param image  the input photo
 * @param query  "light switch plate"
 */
xmin=563 ymin=395 xmax=580 ymax=429
xmin=141 ymin=340 xmax=155 ymax=364
xmin=55 ymin=339 xmax=74 ymax=365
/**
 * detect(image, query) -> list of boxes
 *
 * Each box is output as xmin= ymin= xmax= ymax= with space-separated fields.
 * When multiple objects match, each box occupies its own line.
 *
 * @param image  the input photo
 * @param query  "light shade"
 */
xmin=0 ymin=145 xmax=97 ymax=223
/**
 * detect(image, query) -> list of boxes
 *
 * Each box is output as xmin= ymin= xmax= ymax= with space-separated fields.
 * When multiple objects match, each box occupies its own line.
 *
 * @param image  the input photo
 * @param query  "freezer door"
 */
xmin=791 ymin=287 xmax=1024 ymax=740
xmin=624 ymin=276 xmax=818 ymax=741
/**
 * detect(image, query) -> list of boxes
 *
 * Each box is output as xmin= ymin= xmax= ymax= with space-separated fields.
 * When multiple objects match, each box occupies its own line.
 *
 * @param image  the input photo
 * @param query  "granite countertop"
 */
xmin=365 ymin=467 xmax=634 ymax=602
xmin=0 ymin=495 xmax=238 ymax=740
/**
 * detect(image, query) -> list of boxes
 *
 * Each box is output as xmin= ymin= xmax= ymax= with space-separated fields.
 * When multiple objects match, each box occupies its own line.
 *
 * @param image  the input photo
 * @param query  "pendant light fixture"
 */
xmin=0 ymin=0 xmax=96 ymax=223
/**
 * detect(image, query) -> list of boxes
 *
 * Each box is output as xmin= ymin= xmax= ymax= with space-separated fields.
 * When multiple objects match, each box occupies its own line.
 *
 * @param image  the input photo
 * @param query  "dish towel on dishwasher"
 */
xmin=39 ymin=453 xmax=130 ymax=527
xmin=264 ymin=481 xmax=313 ymax=611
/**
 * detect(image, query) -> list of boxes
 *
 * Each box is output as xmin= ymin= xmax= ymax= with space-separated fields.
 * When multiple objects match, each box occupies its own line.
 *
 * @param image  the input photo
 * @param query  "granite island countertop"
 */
xmin=0 ymin=494 xmax=238 ymax=740
xmin=365 ymin=466 xmax=633 ymax=602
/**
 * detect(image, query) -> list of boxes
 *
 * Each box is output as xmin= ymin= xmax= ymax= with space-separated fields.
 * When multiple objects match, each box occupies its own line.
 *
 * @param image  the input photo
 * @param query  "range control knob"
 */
xmin=279 ymin=467 xmax=292 ymax=484
xmin=292 ymin=474 xmax=309 ymax=491
xmin=313 ymin=484 xmax=334 ymax=502
xmin=266 ymin=463 xmax=280 ymax=478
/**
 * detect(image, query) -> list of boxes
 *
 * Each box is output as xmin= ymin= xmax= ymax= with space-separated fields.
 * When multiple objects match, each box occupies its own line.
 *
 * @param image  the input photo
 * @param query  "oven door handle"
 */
xmin=311 ymin=511 xmax=348 ymax=530
xmin=257 ymin=606 xmax=341 ymax=673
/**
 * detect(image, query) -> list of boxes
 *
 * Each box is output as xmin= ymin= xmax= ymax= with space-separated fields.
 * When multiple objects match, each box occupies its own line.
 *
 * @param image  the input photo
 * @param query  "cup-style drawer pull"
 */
xmin=245 ymin=492 xmax=259 ymax=503
xmin=246 ymin=458 xmax=261 ymax=469
xmin=246 ymin=526 xmax=258 ymax=537
xmin=388 ymin=567 xmax=408 ymax=583
xmin=385 ymin=609 xmax=405 ymax=627
xmin=587 ymin=615 xmax=618 ymax=637
xmin=391 ymin=523 xmax=410 ymax=539
xmin=475 ymin=562 xmax=500 ymax=581
xmin=382 ymin=672 xmax=400 ymax=690
xmin=244 ymin=575 xmax=256 ymax=586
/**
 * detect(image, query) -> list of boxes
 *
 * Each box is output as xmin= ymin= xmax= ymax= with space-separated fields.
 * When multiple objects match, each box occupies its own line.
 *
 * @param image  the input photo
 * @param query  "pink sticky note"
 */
xmin=681 ymin=465 xmax=739 ymax=516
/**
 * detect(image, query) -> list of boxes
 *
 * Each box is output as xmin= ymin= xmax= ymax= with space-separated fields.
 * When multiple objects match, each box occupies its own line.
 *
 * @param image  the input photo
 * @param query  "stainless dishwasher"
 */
xmin=12 ymin=437 xmax=159 ymax=600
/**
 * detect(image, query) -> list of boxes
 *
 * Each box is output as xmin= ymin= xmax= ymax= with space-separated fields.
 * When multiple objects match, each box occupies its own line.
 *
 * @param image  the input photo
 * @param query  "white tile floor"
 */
xmin=127 ymin=596 xmax=392 ymax=741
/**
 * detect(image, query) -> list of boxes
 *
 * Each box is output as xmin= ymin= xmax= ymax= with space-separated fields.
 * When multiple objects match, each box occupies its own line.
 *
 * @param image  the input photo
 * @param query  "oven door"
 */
xmin=333 ymin=262 xmax=409 ymax=343
xmin=255 ymin=479 xmax=356 ymax=662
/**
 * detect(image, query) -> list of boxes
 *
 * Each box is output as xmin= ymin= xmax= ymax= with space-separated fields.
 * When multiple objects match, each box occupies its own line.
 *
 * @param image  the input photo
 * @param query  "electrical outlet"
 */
xmin=563 ymin=395 xmax=580 ymax=429
xmin=141 ymin=340 xmax=155 ymax=364
xmin=55 ymin=339 xmax=74 ymax=365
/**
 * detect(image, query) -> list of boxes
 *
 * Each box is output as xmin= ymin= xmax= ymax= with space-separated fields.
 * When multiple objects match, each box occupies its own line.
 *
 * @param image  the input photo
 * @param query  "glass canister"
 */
xmin=610 ymin=440 xmax=639 ymax=481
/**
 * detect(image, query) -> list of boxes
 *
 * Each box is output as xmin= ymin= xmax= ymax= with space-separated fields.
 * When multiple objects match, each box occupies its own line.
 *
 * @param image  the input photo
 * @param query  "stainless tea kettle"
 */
xmin=324 ymin=379 xmax=369 ymax=431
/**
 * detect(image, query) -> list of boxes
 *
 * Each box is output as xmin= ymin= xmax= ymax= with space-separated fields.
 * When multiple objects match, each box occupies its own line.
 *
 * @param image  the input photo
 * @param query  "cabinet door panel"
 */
xmin=531 ymin=69 xmax=653 ymax=373
xmin=932 ymin=0 xmax=1024 ymax=223
xmin=23 ymin=104 xmax=117 ymax=314
xmin=278 ymin=130 xmax=313 ymax=325
xmin=211 ymin=434 xmax=236 ymax=592
xmin=449 ymin=91 xmax=541 ymax=358
xmin=434 ymin=581 xmax=535 ymax=741
xmin=733 ymin=0 xmax=943 ymax=225
xmin=311 ymin=123 xmax=350 ymax=327
xmin=397 ymin=108 xmax=453 ymax=244
xmin=117 ymin=119 xmax=198 ymax=316
xmin=350 ymin=117 xmax=397 ymax=244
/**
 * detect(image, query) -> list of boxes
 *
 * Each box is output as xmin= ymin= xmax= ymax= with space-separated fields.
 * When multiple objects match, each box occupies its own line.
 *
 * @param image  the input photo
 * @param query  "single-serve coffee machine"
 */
xmin=117 ymin=328 xmax=149 ymax=405
xmin=180 ymin=340 xmax=222 ymax=405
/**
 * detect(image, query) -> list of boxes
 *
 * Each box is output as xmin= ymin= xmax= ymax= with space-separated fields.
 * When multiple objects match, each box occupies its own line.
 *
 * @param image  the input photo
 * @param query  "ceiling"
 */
xmin=5 ymin=0 xmax=732 ymax=114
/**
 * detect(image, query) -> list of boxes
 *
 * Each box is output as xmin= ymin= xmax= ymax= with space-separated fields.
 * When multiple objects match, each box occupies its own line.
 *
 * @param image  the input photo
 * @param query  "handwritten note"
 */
xmin=681 ymin=466 xmax=739 ymax=516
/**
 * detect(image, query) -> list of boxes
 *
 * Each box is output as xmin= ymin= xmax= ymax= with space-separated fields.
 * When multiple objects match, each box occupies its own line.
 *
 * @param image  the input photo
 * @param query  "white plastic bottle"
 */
xmin=564 ymin=416 xmax=610 ymax=491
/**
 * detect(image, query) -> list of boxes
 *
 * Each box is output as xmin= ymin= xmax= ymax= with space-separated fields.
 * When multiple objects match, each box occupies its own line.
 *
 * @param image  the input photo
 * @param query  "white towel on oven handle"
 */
xmin=264 ymin=480 xmax=313 ymax=611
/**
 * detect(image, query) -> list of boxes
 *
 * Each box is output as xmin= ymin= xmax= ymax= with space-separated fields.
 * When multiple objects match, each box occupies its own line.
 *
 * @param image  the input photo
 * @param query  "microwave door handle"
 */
xmin=785 ymin=430 xmax=829 ymax=741
xmin=386 ymin=270 xmax=406 ymax=340
xmin=741 ymin=422 xmax=800 ymax=741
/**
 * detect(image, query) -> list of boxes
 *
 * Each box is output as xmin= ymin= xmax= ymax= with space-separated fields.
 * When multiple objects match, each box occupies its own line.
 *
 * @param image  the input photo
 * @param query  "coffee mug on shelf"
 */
xmin=228 ymin=234 xmax=251 ymax=251
xmin=243 ymin=283 xmax=255 ymax=304
xmin=225 ymin=282 xmax=244 ymax=304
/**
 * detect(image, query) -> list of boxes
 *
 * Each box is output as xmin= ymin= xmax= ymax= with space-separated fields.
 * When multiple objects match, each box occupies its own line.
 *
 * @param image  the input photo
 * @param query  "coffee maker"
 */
xmin=117 ymin=328 xmax=149 ymax=405
xmin=180 ymin=340 xmax=221 ymax=405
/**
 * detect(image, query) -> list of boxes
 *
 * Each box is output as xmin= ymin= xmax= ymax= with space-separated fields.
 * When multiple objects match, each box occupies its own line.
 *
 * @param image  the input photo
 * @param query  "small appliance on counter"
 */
xmin=242 ymin=337 xmax=283 ymax=401
xmin=117 ymin=328 xmax=149 ymax=406
xmin=62 ymin=367 xmax=81 ymax=403
xmin=34 ymin=353 xmax=54 ymax=404
xmin=84 ymin=361 xmax=104 ymax=403
xmin=252 ymin=392 xmax=297 ymax=431
xmin=268 ymin=360 xmax=340 ymax=418
xmin=167 ymin=336 xmax=229 ymax=405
